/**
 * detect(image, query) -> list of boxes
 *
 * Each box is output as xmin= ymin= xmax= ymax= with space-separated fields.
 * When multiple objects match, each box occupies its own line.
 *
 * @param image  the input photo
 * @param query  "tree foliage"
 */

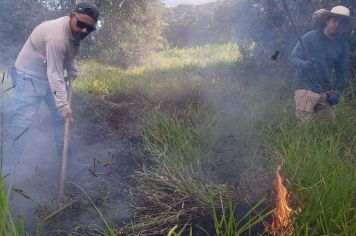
xmin=0 ymin=0 xmax=166 ymax=68
xmin=82 ymin=0 xmax=166 ymax=68
xmin=0 ymin=0 xmax=51 ymax=48
xmin=212 ymin=0 xmax=356 ymax=69
xmin=50 ymin=0 xmax=167 ymax=67
xmin=164 ymin=4 xmax=218 ymax=47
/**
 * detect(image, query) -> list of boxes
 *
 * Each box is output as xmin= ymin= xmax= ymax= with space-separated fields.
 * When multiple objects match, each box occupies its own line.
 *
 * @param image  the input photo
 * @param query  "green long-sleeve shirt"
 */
xmin=290 ymin=30 xmax=349 ymax=93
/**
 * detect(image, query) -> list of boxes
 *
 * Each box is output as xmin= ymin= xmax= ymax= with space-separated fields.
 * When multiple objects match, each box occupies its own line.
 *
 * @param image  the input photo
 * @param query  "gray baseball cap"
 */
xmin=74 ymin=1 xmax=99 ymax=21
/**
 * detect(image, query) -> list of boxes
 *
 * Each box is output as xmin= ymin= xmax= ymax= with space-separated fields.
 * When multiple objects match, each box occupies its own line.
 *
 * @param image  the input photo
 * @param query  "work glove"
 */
xmin=300 ymin=58 xmax=319 ymax=71
xmin=327 ymin=90 xmax=341 ymax=106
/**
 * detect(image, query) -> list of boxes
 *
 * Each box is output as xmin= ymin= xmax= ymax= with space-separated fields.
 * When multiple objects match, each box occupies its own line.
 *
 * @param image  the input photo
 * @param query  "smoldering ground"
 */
xmin=2 ymin=0 xmax=343 ymax=234
xmin=165 ymin=0 xmax=296 ymax=192
xmin=1 ymin=88 xmax=136 ymax=234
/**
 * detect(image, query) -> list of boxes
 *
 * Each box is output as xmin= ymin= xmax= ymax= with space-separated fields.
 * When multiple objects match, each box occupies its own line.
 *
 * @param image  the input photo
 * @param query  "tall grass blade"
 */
xmin=71 ymin=183 xmax=116 ymax=236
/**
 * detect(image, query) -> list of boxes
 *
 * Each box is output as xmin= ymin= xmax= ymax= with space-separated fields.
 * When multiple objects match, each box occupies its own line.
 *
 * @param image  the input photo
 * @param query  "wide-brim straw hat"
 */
xmin=313 ymin=6 xmax=356 ymax=32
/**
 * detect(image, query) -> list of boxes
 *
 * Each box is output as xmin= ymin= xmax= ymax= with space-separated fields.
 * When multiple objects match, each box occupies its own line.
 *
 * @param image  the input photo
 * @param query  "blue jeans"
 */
xmin=9 ymin=69 xmax=66 ymax=158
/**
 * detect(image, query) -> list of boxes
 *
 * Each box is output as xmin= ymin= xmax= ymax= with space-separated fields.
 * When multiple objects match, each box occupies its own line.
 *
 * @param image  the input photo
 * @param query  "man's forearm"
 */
xmin=289 ymin=56 xmax=306 ymax=69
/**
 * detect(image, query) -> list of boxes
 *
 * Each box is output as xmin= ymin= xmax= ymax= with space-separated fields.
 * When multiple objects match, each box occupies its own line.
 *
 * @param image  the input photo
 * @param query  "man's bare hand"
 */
xmin=60 ymin=106 xmax=72 ymax=120
xmin=66 ymin=68 xmax=77 ymax=81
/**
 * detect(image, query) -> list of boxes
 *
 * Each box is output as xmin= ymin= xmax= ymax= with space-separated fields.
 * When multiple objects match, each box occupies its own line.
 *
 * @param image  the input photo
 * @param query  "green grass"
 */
xmin=72 ymin=183 xmax=116 ymax=236
xmin=0 ymin=43 xmax=244 ymax=235
xmin=141 ymin=106 xmax=206 ymax=167
xmin=126 ymin=164 xmax=226 ymax=235
xmin=211 ymin=195 xmax=272 ymax=236
xmin=74 ymin=42 xmax=282 ymax=235
xmin=127 ymin=106 xmax=226 ymax=234
xmin=0 ymin=176 xmax=27 ymax=236
xmin=3 ymin=41 xmax=355 ymax=235
xmin=0 ymin=174 xmax=9 ymax=234
xmin=129 ymin=104 xmax=273 ymax=235
xmin=168 ymin=223 xmax=193 ymax=236
xmin=265 ymin=101 xmax=356 ymax=235
xmin=74 ymin=43 xmax=242 ymax=110
xmin=0 ymin=71 xmax=29 ymax=236
xmin=147 ymin=42 xmax=241 ymax=68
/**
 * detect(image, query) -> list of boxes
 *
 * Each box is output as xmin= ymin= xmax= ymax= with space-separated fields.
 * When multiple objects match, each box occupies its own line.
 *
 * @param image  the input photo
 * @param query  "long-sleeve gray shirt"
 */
xmin=15 ymin=16 xmax=79 ymax=111
xmin=290 ymin=30 xmax=349 ymax=93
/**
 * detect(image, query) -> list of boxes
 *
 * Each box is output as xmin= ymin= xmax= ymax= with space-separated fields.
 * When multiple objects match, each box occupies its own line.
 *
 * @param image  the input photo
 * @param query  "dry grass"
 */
xmin=125 ymin=165 xmax=228 ymax=235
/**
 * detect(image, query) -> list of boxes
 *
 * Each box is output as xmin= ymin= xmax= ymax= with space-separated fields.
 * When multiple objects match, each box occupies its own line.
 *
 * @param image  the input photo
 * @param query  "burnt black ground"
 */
xmin=2 ymin=104 xmax=139 ymax=235
xmin=0 ymin=65 xmax=276 ymax=235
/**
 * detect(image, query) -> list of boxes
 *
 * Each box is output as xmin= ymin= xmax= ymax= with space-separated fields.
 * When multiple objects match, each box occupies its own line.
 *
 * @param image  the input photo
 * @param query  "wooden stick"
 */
xmin=59 ymin=78 xmax=73 ymax=200
xmin=1 ymin=72 xmax=4 ymax=172
xmin=281 ymin=0 xmax=328 ymax=91
xmin=41 ymin=200 xmax=75 ymax=222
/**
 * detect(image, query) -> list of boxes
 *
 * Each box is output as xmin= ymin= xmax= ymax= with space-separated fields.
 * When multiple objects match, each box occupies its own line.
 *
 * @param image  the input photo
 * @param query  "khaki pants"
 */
xmin=294 ymin=89 xmax=335 ymax=122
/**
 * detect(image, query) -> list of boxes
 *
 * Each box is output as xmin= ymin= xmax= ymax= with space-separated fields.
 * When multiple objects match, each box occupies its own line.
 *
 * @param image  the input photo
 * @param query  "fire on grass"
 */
xmin=266 ymin=164 xmax=294 ymax=236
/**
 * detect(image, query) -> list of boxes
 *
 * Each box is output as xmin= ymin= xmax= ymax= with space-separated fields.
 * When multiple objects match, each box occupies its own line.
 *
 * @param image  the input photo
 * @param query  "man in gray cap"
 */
xmin=290 ymin=5 xmax=356 ymax=121
xmin=9 ymin=1 xmax=99 ymax=158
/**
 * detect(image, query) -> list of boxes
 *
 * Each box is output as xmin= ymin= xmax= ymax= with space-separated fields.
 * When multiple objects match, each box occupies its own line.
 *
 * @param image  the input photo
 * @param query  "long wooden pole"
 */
xmin=59 ymin=78 xmax=73 ymax=200
xmin=281 ymin=0 xmax=328 ymax=91
xmin=281 ymin=0 xmax=311 ymax=59
xmin=1 ymin=72 xmax=5 ymax=173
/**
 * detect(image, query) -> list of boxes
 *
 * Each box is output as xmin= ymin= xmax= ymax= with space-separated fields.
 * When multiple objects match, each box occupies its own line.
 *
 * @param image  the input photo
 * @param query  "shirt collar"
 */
xmin=320 ymin=29 xmax=342 ymax=41
xmin=66 ymin=16 xmax=80 ymax=46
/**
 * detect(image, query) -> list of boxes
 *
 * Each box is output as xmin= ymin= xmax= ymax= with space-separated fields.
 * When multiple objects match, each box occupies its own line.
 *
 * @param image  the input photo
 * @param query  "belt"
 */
xmin=13 ymin=67 xmax=47 ymax=80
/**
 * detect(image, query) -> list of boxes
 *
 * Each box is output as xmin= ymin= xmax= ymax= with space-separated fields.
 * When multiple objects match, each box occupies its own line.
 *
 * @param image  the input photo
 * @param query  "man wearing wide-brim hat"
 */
xmin=290 ymin=5 xmax=356 ymax=121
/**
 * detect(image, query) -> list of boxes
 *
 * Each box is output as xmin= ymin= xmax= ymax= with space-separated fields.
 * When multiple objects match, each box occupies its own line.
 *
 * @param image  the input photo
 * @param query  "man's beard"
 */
xmin=75 ymin=32 xmax=89 ymax=40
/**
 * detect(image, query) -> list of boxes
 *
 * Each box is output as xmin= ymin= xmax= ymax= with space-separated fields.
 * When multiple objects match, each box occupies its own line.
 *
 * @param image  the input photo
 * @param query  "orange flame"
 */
xmin=268 ymin=164 xmax=293 ymax=236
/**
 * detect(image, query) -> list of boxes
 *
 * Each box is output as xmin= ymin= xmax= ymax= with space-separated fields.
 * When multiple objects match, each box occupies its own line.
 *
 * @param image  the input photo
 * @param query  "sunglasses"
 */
xmin=74 ymin=15 xmax=96 ymax=33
